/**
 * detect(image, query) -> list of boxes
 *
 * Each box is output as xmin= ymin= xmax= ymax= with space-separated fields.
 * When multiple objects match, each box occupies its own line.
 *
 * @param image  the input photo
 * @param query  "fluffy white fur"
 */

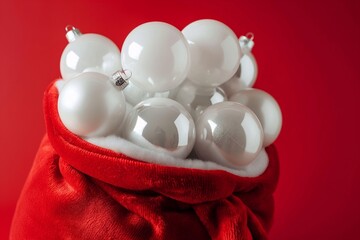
xmin=87 ymin=135 xmax=269 ymax=177
xmin=56 ymin=80 xmax=268 ymax=177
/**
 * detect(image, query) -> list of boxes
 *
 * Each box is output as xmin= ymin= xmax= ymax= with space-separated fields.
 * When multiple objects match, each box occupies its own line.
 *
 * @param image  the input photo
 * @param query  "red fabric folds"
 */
xmin=10 ymin=81 xmax=279 ymax=240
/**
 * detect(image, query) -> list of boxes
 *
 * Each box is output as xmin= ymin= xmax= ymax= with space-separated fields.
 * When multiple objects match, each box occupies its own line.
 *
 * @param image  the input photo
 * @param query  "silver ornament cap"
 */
xmin=65 ymin=25 xmax=82 ymax=42
xmin=239 ymin=33 xmax=255 ymax=54
xmin=110 ymin=70 xmax=131 ymax=90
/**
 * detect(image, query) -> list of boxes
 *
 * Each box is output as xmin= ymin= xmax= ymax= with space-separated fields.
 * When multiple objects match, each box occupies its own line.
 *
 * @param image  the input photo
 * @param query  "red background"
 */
xmin=1 ymin=0 xmax=359 ymax=239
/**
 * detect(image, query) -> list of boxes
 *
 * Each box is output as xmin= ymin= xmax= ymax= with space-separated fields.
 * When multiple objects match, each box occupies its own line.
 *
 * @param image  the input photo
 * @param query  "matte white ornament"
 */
xmin=230 ymin=88 xmax=282 ymax=146
xmin=58 ymin=72 xmax=127 ymax=137
xmin=122 ymin=98 xmax=196 ymax=158
xmin=60 ymin=25 xmax=122 ymax=80
xmin=182 ymin=19 xmax=241 ymax=87
xmin=121 ymin=22 xmax=190 ymax=92
xmin=114 ymin=102 xmax=134 ymax=136
xmin=195 ymin=101 xmax=264 ymax=168
xmin=175 ymin=80 xmax=227 ymax=120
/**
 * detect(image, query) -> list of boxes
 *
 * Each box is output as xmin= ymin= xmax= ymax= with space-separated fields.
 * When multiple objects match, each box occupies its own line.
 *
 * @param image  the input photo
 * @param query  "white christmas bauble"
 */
xmin=182 ymin=19 xmax=241 ymax=87
xmin=230 ymin=88 xmax=282 ymax=146
xmin=195 ymin=101 xmax=264 ymax=168
xmin=175 ymin=80 xmax=227 ymax=120
xmin=58 ymin=72 xmax=126 ymax=137
xmin=115 ymin=102 xmax=134 ymax=136
xmin=121 ymin=22 xmax=190 ymax=92
xmin=60 ymin=28 xmax=122 ymax=80
xmin=123 ymin=98 xmax=195 ymax=158
xmin=123 ymin=80 xmax=174 ymax=106
xmin=220 ymin=52 xmax=258 ymax=97
xmin=123 ymin=80 xmax=154 ymax=106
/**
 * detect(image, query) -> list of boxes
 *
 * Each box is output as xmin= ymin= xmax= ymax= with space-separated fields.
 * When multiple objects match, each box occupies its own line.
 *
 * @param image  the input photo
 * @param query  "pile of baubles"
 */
xmin=57 ymin=20 xmax=282 ymax=171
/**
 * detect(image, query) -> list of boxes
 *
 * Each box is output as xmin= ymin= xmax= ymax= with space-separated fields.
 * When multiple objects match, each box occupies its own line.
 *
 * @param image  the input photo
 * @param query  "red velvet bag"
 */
xmin=10 ymin=81 xmax=279 ymax=240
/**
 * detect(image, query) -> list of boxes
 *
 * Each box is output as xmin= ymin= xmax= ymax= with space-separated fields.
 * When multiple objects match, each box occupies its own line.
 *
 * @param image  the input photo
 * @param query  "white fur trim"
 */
xmin=87 ymin=135 xmax=269 ymax=177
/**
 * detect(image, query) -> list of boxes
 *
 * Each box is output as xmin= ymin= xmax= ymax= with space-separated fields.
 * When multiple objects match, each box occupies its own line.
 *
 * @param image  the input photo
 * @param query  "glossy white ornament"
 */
xmin=123 ymin=80 xmax=154 ymax=106
xmin=123 ymin=80 xmax=173 ymax=106
xmin=230 ymin=88 xmax=282 ymax=146
xmin=121 ymin=22 xmax=190 ymax=92
xmin=58 ymin=72 xmax=127 ymax=137
xmin=182 ymin=19 xmax=241 ymax=87
xmin=195 ymin=101 xmax=264 ymax=168
xmin=123 ymin=98 xmax=195 ymax=158
xmin=60 ymin=26 xmax=122 ymax=80
xmin=175 ymin=80 xmax=227 ymax=120
xmin=221 ymin=53 xmax=258 ymax=97
xmin=221 ymin=34 xmax=258 ymax=97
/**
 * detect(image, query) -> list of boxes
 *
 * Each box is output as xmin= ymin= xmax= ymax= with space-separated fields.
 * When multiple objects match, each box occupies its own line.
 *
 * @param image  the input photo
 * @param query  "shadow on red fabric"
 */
xmin=10 ymin=81 xmax=280 ymax=240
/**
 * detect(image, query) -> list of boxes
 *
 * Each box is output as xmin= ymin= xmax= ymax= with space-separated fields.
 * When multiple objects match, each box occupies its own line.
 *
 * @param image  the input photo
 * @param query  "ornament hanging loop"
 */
xmin=110 ymin=70 xmax=131 ymax=90
xmin=245 ymin=32 xmax=254 ymax=41
xmin=239 ymin=32 xmax=255 ymax=54
xmin=65 ymin=25 xmax=82 ymax=43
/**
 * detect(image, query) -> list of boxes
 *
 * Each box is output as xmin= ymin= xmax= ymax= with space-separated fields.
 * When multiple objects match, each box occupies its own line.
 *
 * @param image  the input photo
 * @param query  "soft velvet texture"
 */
xmin=10 ymin=80 xmax=280 ymax=240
